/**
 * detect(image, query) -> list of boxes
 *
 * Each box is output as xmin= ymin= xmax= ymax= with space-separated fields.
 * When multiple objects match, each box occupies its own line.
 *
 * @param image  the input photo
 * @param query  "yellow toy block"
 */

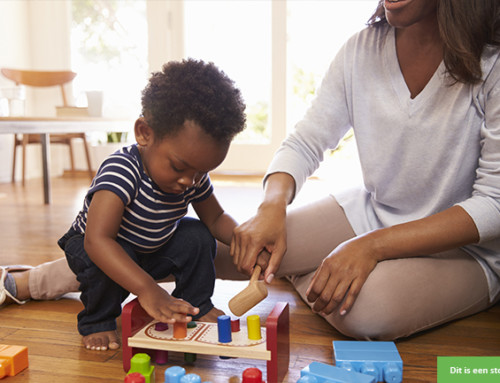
xmin=0 ymin=344 xmax=29 ymax=378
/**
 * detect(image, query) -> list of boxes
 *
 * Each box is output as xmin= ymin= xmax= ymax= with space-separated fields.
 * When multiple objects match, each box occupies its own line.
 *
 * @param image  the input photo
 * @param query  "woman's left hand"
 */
xmin=306 ymin=205 xmax=481 ymax=316
xmin=305 ymin=235 xmax=378 ymax=316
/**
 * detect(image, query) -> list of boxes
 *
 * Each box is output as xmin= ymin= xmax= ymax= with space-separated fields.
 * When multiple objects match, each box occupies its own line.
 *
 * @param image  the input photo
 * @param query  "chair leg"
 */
xmin=68 ymin=140 xmax=76 ymax=172
xmin=21 ymin=135 xmax=29 ymax=187
xmin=82 ymin=135 xmax=94 ymax=179
xmin=11 ymin=135 xmax=18 ymax=183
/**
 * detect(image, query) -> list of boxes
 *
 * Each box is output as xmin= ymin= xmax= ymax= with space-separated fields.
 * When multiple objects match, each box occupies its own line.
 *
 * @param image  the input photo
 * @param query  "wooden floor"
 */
xmin=1 ymin=175 xmax=499 ymax=383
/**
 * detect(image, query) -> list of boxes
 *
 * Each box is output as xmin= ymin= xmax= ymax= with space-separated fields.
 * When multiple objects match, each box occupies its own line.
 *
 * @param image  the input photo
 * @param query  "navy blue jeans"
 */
xmin=59 ymin=217 xmax=217 ymax=336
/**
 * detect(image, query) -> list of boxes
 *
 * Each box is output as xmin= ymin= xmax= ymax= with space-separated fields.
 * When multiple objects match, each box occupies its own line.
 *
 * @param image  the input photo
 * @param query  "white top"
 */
xmin=267 ymin=24 xmax=500 ymax=300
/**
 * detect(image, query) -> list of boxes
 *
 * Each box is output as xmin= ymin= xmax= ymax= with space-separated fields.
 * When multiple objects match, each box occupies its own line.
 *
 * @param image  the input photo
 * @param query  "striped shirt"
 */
xmin=71 ymin=144 xmax=213 ymax=253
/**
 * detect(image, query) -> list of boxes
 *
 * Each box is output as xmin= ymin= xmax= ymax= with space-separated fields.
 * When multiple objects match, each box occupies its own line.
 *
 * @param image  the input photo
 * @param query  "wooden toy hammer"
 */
xmin=228 ymin=265 xmax=268 ymax=317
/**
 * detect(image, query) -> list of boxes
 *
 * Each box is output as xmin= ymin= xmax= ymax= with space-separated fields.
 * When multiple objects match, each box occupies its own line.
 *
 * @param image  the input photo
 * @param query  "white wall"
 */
xmin=0 ymin=0 xmax=29 ymax=183
xmin=28 ymin=0 xmax=73 ymax=115
xmin=0 ymin=0 xmax=72 ymax=183
xmin=0 ymin=0 xmax=292 ymax=182
xmin=146 ymin=1 xmax=184 ymax=72
xmin=0 ymin=0 xmax=185 ymax=183
xmin=0 ymin=1 xmax=30 ymax=77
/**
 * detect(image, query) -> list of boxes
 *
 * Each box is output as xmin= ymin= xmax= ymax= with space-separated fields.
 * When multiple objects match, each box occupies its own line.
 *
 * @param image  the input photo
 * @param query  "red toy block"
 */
xmin=0 ymin=344 xmax=29 ymax=378
xmin=125 ymin=372 xmax=146 ymax=383
xmin=242 ymin=367 xmax=264 ymax=383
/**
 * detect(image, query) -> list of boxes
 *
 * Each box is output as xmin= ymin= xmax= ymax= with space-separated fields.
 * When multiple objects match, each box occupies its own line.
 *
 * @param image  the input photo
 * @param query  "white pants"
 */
xmin=29 ymin=195 xmax=493 ymax=340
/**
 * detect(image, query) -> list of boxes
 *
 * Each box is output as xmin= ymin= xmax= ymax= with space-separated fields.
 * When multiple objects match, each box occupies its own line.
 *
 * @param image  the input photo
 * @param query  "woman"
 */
xmin=231 ymin=0 xmax=500 ymax=340
xmin=2 ymin=0 xmax=500 ymax=341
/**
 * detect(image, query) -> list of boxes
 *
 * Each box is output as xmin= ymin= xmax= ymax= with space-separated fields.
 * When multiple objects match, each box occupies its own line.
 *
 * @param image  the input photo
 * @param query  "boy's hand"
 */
xmin=137 ymin=285 xmax=199 ymax=323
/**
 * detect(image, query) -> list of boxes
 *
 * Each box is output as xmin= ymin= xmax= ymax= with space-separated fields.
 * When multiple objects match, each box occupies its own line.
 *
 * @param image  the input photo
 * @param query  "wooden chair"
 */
xmin=1 ymin=68 xmax=93 ymax=185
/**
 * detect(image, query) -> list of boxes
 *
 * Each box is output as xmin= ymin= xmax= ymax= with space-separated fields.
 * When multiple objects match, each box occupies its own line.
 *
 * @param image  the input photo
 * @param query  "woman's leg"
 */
xmin=276 ymin=195 xmax=356 ymax=277
xmin=17 ymin=239 xmax=240 ymax=302
xmin=29 ymin=258 xmax=79 ymax=300
xmin=291 ymin=249 xmax=491 ymax=340
xmin=283 ymin=196 xmax=492 ymax=340
xmin=214 ymin=195 xmax=356 ymax=280
xmin=12 ymin=195 xmax=354 ymax=301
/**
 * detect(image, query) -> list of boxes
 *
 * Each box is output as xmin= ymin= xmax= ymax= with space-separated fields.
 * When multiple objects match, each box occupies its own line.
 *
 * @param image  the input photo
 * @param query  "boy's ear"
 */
xmin=134 ymin=117 xmax=154 ymax=146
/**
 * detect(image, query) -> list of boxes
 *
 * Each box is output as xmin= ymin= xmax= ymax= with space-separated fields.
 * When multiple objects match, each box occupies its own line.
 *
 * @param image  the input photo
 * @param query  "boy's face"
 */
xmin=137 ymin=119 xmax=229 ymax=194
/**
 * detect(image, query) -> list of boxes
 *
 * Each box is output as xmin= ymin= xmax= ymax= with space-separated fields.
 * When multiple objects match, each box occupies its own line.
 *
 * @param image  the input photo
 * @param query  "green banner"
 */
xmin=438 ymin=357 xmax=500 ymax=382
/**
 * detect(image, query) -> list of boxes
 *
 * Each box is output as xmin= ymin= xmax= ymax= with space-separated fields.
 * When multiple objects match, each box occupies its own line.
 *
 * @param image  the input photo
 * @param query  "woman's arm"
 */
xmin=306 ymin=205 xmax=480 ymax=316
xmin=230 ymin=172 xmax=296 ymax=281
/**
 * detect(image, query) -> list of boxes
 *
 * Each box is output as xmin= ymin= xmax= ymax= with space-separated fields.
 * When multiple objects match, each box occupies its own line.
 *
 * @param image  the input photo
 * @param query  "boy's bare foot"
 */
xmin=197 ymin=306 xmax=225 ymax=322
xmin=82 ymin=330 xmax=120 ymax=351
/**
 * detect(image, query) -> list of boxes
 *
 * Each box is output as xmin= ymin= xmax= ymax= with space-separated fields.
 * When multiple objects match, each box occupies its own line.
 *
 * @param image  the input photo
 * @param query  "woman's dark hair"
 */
xmin=141 ymin=58 xmax=246 ymax=143
xmin=368 ymin=0 xmax=500 ymax=84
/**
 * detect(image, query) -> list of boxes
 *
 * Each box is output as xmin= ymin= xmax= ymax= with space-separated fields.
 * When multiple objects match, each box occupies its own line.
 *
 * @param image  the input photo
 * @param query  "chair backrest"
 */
xmin=1 ymin=68 xmax=77 ymax=107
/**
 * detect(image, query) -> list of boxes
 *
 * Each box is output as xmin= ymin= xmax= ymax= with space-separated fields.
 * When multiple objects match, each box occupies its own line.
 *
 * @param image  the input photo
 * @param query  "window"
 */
xmin=286 ymin=1 xmax=377 ymax=187
xmin=182 ymin=1 xmax=377 ymax=173
xmin=182 ymin=1 xmax=286 ymax=173
xmin=68 ymin=0 xmax=378 ymax=172
xmin=70 ymin=0 xmax=148 ymax=143
xmin=287 ymin=1 xmax=378 ymax=133
xmin=185 ymin=0 xmax=272 ymax=144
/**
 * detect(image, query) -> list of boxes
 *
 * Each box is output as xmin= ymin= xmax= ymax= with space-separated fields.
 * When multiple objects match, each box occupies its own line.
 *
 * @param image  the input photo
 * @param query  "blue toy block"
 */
xmin=300 ymin=361 xmax=376 ymax=383
xmin=180 ymin=373 xmax=201 ymax=383
xmin=333 ymin=341 xmax=403 ymax=383
xmin=297 ymin=375 xmax=318 ymax=383
xmin=164 ymin=366 xmax=186 ymax=383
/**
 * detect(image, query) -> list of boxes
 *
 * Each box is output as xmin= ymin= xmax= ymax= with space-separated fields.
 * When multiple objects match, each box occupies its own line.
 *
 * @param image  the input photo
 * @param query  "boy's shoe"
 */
xmin=0 ymin=266 xmax=32 ymax=306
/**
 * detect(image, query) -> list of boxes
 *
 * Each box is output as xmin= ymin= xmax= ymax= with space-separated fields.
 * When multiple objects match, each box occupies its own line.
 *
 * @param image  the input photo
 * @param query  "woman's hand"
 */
xmin=306 ymin=205 xmax=481 ymax=316
xmin=306 ymin=235 xmax=378 ymax=316
xmin=230 ymin=172 xmax=295 ymax=283
xmin=230 ymin=201 xmax=287 ymax=282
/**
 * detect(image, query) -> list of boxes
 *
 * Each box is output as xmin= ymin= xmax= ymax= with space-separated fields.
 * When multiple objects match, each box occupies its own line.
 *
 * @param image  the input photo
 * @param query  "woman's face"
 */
xmin=383 ymin=0 xmax=438 ymax=29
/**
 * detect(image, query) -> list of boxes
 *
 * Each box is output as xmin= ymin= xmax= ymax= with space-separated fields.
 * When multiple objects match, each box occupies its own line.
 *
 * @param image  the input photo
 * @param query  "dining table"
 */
xmin=0 ymin=116 xmax=133 ymax=204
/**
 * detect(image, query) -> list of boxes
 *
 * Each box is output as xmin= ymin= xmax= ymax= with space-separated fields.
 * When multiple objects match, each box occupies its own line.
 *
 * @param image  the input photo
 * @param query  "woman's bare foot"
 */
xmin=197 ymin=306 xmax=225 ymax=322
xmin=82 ymin=330 xmax=120 ymax=351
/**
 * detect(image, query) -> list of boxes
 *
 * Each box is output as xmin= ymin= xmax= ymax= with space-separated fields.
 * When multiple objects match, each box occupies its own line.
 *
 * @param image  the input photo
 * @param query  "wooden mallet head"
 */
xmin=228 ymin=265 xmax=268 ymax=317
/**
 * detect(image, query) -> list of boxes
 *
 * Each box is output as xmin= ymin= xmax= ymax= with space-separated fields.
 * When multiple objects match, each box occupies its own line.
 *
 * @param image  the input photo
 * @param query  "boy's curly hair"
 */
xmin=141 ymin=59 xmax=246 ymax=143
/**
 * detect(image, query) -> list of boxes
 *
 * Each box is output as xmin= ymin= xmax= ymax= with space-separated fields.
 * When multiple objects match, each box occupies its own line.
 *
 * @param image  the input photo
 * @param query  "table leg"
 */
xmin=40 ymin=133 xmax=51 ymax=204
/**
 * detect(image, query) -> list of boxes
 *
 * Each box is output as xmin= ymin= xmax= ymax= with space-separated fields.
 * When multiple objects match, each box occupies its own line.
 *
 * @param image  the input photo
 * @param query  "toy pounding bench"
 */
xmin=121 ymin=299 xmax=290 ymax=383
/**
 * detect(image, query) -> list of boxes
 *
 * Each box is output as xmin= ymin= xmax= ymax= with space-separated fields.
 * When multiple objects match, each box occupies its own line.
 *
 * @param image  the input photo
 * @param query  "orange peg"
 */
xmin=173 ymin=321 xmax=187 ymax=339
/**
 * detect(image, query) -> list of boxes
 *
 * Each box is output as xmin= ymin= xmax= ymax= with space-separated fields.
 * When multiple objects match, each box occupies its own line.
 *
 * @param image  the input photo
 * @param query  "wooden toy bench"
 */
xmin=121 ymin=299 xmax=290 ymax=383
